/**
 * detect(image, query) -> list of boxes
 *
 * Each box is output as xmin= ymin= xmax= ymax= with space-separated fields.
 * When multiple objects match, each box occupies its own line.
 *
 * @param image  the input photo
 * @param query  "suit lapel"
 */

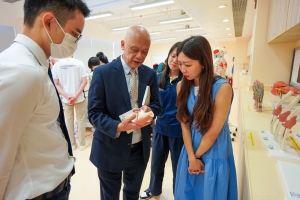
xmin=138 ymin=65 xmax=146 ymax=107
xmin=114 ymin=61 xmax=131 ymax=110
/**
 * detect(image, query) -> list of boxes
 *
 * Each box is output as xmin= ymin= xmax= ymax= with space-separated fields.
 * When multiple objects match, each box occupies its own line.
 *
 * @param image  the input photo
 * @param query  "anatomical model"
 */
xmin=280 ymin=105 xmax=300 ymax=151
xmin=270 ymin=91 xmax=293 ymax=134
xmin=273 ymin=95 xmax=300 ymax=141
xmin=213 ymin=47 xmax=227 ymax=78
xmin=132 ymin=110 xmax=154 ymax=126
xmin=252 ymin=80 xmax=264 ymax=112
xmin=271 ymin=81 xmax=300 ymax=97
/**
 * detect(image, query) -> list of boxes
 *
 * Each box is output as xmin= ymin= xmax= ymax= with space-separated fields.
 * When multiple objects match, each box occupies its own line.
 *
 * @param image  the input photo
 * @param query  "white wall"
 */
xmin=0 ymin=1 xmax=17 ymax=27
xmin=0 ymin=25 xmax=16 ymax=53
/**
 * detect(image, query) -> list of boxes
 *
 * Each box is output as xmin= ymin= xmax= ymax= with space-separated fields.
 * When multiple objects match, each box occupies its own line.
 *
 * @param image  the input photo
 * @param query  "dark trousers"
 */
xmin=98 ymin=142 xmax=147 ymax=200
xmin=149 ymin=132 xmax=184 ymax=196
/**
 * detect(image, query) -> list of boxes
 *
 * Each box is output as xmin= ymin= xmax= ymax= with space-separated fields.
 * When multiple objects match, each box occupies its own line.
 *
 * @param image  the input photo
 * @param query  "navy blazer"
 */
xmin=88 ymin=57 xmax=161 ymax=172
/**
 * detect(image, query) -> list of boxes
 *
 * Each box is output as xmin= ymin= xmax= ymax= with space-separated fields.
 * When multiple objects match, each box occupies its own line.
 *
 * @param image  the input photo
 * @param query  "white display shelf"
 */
xmin=259 ymin=130 xmax=300 ymax=161
xmin=278 ymin=161 xmax=300 ymax=199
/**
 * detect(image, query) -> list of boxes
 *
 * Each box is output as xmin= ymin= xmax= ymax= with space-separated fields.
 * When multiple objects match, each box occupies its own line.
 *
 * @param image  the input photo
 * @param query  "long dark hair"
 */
xmin=158 ymin=42 xmax=183 ymax=90
xmin=176 ymin=36 xmax=214 ymax=133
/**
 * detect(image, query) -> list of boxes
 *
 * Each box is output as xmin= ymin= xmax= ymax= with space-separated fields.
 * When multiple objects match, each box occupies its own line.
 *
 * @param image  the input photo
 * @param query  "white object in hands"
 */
xmin=132 ymin=110 xmax=154 ymax=126
xmin=142 ymin=86 xmax=150 ymax=105
xmin=270 ymin=91 xmax=293 ymax=134
xmin=119 ymin=109 xmax=135 ymax=133
xmin=280 ymin=103 xmax=300 ymax=151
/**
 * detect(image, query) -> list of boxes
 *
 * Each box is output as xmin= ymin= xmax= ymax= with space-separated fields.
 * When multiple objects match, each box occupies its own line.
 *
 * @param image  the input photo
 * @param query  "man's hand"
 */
xmin=117 ymin=114 xmax=143 ymax=132
xmin=141 ymin=105 xmax=152 ymax=112
xmin=68 ymin=96 xmax=77 ymax=105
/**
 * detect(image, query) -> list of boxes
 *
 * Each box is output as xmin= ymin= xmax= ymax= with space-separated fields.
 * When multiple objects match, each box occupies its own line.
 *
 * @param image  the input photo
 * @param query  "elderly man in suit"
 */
xmin=88 ymin=26 xmax=161 ymax=200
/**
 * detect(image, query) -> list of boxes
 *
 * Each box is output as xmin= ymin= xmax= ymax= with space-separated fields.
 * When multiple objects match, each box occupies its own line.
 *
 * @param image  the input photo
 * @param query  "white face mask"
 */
xmin=44 ymin=18 xmax=78 ymax=59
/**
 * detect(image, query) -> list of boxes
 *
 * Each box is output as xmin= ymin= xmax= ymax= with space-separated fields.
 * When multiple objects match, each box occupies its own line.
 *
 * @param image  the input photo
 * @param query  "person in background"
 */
xmin=0 ymin=0 xmax=90 ymax=199
xmin=49 ymin=56 xmax=59 ymax=69
xmin=140 ymin=42 xmax=184 ymax=200
xmin=88 ymin=56 xmax=100 ymax=80
xmin=96 ymin=51 xmax=109 ymax=64
xmin=88 ymin=26 xmax=161 ymax=200
xmin=152 ymin=63 xmax=159 ymax=72
xmin=156 ymin=60 xmax=166 ymax=73
xmin=52 ymin=56 xmax=90 ymax=151
xmin=174 ymin=36 xmax=237 ymax=200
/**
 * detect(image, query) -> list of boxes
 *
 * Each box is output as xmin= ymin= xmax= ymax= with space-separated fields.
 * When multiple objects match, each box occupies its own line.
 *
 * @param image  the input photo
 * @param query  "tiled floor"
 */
xmin=69 ymin=89 xmax=239 ymax=200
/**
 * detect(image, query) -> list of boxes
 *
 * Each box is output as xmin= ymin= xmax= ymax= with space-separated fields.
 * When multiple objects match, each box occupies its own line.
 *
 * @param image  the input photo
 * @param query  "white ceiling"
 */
xmin=83 ymin=0 xmax=254 ymax=43
xmin=2 ymin=0 xmax=255 ymax=43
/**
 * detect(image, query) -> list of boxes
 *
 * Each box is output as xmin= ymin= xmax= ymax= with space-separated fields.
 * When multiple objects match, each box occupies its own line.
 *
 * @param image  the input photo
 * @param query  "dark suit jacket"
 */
xmin=88 ymin=57 xmax=161 ymax=172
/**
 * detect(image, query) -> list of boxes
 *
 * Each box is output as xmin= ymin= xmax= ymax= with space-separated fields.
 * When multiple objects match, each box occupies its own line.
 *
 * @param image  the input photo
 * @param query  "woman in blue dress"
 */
xmin=140 ymin=42 xmax=184 ymax=199
xmin=175 ymin=36 xmax=237 ymax=200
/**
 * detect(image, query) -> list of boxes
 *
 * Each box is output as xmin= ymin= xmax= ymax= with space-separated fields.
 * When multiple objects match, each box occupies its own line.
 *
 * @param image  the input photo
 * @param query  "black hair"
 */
xmin=96 ymin=52 xmax=109 ymax=64
xmin=24 ymin=0 xmax=90 ymax=27
xmin=158 ymin=42 xmax=183 ymax=90
xmin=88 ymin=57 xmax=100 ymax=71
xmin=176 ymin=36 xmax=215 ymax=133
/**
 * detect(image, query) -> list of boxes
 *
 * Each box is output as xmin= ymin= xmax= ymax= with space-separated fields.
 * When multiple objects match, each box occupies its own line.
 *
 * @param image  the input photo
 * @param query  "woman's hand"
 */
xmin=188 ymin=158 xmax=205 ymax=175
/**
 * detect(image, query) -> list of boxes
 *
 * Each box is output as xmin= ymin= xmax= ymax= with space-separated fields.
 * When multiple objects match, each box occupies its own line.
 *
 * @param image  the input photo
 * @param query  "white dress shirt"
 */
xmin=0 ymin=34 xmax=75 ymax=200
xmin=120 ymin=55 xmax=142 ymax=144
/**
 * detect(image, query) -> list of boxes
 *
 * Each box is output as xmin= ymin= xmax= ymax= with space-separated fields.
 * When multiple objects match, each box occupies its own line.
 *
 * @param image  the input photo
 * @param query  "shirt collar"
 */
xmin=120 ymin=54 xmax=138 ymax=75
xmin=14 ymin=34 xmax=49 ymax=67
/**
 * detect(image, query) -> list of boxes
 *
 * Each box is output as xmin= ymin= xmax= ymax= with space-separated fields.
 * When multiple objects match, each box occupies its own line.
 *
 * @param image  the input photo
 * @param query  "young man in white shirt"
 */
xmin=0 ymin=0 xmax=90 ymax=199
xmin=52 ymin=57 xmax=89 ymax=151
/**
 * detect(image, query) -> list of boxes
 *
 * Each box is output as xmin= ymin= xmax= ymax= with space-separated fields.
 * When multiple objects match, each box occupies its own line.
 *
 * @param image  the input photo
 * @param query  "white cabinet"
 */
xmin=268 ymin=0 xmax=300 ymax=43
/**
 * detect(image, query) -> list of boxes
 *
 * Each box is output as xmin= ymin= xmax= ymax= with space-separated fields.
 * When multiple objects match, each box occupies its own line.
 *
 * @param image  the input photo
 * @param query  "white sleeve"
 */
xmin=79 ymin=60 xmax=88 ymax=78
xmin=0 ymin=64 xmax=42 ymax=199
xmin=51 ymin=63 xmax=59 ymax=79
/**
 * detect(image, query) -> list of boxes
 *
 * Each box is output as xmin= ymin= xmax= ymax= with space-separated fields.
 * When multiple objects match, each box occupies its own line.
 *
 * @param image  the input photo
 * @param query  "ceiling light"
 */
xmin=226 ymin=28 xmax=230 ymax=30
xmin=159 ymin=17 xmax=192 ymax=24
xmin=153 ymin=37 xmax=176 ymax=41
xmin=228 ymin=34 xmax=232 ymax=36
xmin=85 ymin=11 xmax=113 ymax=20
xmin=129 ymin=0 xmax=174 ymax=10
xmin=219 ymin=5 xmax=227 ymax=8
xmin=111 ymin=24 xmax=142 ymax=31
xmin=149 ymin=31 xmax=162 ymax=35
xmin=174 ymin=27 xmax=202 ymax=32
xmin=223 ymin=19 xmax=229 ymax=22
xmin=201 ymin=34 xmax=209 ymax=37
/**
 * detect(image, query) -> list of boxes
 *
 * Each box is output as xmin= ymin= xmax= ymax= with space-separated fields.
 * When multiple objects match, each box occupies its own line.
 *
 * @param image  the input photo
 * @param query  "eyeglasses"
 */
xmin=55 ymin=17 xmax=82 ymax=43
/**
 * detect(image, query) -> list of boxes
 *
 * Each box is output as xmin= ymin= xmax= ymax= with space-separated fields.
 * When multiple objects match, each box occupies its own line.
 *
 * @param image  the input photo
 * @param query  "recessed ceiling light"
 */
xmin=174 ymin=27 xmax=202 ymax=32
xmin=129 ymin=0 xmax=174 ymax=10
xmin=111 ymin=24 xmax=143 ymax=31
xmin=219 ymin=5 xmax=227 ymax=8
xmin=149 ymin=31 xmax=162 ymax=35
xmin=228 ymin=34 xmax=232 ymax=36
xmin=153 ymin=37 xmax=176 ymax=41
xmin=158 ymin=17 xmax=192 ymax=24
xmin=85 ymin=11 xmax=114 ymax=20
xmin=226 ymin=28 xmax=230 ymax=30
xmin=223 ymin=19 xmax=229 ymax=22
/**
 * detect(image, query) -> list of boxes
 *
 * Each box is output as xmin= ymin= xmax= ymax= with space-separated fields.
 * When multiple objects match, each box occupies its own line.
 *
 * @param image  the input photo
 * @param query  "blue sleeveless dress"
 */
xmin=175 ymin=79 xmax=237 ymax=200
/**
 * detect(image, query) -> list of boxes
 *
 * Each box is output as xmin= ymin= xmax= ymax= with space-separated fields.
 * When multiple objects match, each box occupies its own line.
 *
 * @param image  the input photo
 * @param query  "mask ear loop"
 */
xmin=54 ymin=17 xmax=66 ymax=34
xmin=43 ymin=19 xmax=54 ymax=44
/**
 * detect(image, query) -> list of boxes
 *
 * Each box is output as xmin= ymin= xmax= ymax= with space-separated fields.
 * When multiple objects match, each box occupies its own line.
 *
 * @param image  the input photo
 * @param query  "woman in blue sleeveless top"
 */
xmin=175 ymin=36 xmax=237 ymax=200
